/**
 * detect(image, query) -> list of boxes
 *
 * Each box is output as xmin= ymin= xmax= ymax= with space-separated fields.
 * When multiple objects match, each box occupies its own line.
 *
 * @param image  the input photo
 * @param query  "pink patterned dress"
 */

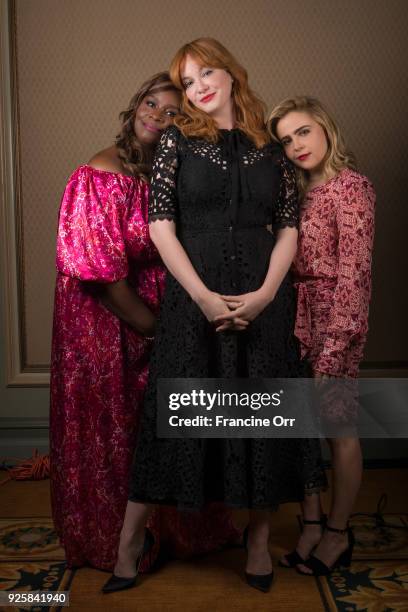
xmin=50 ymin=165 xmax=239 ymax=571
xmin=293 ymin=168 xmax=375 ymax=378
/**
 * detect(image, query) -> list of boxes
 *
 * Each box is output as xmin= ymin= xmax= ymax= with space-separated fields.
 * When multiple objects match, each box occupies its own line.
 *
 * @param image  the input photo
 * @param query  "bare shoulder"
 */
xmin=88 ymin=146 xmax=128 ymax=175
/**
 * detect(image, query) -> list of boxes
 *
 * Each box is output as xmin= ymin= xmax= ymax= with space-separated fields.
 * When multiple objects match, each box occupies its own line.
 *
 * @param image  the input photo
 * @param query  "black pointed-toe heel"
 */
xmin=102 ymin=528 xmax=154 ymax=594
xmin=296 ymin=524 xmax=355 ymax=577
xmin=278 ymin=515 xmax=327 ymax=568
xmin=102 ymin=573 xmax=137 ymax=594
xmin=243 ymin=525 xmax=274 ymax=593
xmin=245 ymin=570 xmax=274 ymax=593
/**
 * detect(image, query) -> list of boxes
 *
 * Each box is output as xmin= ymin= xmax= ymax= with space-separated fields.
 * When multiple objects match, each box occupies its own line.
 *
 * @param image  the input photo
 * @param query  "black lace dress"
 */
xmin=129 ymin=125 xmax=326 ymax=510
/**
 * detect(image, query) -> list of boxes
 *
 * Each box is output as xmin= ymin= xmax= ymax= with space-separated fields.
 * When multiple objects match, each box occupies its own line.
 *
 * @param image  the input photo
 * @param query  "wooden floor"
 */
xmin=0 ymin=468 xmax=407 ymax=610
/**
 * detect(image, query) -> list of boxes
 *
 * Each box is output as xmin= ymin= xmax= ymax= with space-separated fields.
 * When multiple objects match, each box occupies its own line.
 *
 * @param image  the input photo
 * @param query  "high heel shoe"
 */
xmin=278 ymin=514 xmax=327 ymax=568
xmin=243 ymin=526 xmax=274 ymax=593
xmin=296 ymin=524 xmax=355 ymax=576
xmin=102 ymin=528 xmax=154 ymax=594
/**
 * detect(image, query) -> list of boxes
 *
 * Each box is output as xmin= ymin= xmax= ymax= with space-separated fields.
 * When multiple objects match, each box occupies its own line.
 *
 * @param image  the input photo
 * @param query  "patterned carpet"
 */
xmin=0 ymin=493 xmax=407 ymax=610
xmin=318 ymin=513 xmax=408 ymax=611
xmin=0 ymin=518 xmax=73 ymax=611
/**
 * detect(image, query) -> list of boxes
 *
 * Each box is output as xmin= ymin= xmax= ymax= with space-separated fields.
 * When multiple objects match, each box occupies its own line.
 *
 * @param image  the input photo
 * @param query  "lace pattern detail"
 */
xmin=242 ymin=147 xmax=267 ymax=166
xmin=149 ymin=128 xmax=179 ymax=222
xmin=273 ymin=154 xmax=299 ymax=229
xmin=189 ymin=139 xmax=228 ymax=169
xmin=129 ymin=127 xmax=326 ymax=510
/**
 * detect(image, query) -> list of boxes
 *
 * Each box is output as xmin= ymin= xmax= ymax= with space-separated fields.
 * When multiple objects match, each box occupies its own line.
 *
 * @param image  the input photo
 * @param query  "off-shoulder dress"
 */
xmin=50 ymin=165 xmax=240 ymax=570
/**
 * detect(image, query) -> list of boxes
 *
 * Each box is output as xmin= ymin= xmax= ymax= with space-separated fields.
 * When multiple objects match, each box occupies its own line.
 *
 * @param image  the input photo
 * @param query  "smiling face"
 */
xmin=134 ymin=89 xmax=180 ymax=145
xmin=276 ymin=110 xmax=329 ymax=175
xmin=180 ymin=54 xmax=234 ymax=126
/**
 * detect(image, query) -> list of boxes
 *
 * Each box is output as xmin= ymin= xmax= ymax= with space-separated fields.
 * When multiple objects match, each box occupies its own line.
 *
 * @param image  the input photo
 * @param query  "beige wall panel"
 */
xmin=14 ymin=0 xmax=408 ymax=368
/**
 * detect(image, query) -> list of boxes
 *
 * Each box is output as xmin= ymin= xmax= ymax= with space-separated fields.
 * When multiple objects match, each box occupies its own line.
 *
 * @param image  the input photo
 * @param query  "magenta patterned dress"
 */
xmin=293 ymin=168 xmax=375 ymax=378
xmin=50 ymin=165 xmax=239 ymax=571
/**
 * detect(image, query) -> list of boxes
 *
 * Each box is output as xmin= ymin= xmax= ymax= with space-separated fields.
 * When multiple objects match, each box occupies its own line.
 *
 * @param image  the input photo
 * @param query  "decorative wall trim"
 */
xmin=0 ymin=0 xmax=49 ymax=387
xmin=0 ymin=423 xmax=49 ymax=461
xmin=0 ymin=417 xmax=49 ymax=429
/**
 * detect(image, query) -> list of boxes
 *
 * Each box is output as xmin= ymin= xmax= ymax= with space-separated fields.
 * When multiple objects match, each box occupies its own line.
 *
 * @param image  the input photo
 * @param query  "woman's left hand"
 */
xmin=214 ymin=290 xmax=271 ymax=331
xmin=313 ymin=370 xmax=337 ymax=388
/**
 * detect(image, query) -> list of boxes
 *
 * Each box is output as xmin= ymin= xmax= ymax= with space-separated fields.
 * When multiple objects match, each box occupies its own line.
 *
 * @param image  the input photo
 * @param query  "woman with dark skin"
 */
xmin=50 ymin=71 xmax=240 ymax=572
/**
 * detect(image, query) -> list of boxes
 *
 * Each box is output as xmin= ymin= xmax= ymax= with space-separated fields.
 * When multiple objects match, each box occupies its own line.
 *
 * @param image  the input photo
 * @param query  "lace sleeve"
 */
xmin=149 ymin=126 xmax=179 ymax=222
xmin=273 ymin=154 xmax=299 ymax=230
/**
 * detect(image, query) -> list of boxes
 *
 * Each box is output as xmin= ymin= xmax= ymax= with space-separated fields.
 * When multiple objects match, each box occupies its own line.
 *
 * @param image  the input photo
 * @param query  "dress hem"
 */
xmin=128 ymin=490 xmax=326 ymax=513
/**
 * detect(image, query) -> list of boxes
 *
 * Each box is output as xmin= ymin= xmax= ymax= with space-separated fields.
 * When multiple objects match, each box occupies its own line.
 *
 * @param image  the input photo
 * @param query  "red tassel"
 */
xmin=1 ymin=450 xmax=50 ymax=484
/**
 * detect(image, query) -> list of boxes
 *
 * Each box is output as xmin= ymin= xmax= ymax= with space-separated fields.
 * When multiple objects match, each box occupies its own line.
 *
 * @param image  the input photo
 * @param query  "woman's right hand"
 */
xmin=196 ymin=290 xmax=249 ymax=331
xmin=101 ymin=279 xmax=157 ymax=337
xmin=136 ymin=310 xmax=157 ymax=338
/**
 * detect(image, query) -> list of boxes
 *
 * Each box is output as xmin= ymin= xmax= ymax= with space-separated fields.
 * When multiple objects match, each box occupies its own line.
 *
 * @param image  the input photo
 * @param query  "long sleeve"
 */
xmin=56 ymin=166 xmax=130 ymax=282
xmin=272 ymin=154 xmax=299 ymax=230
xmin=149 ymin=126 xmax=179 ymax=223
xmin=314 ymin=175 xmax=375 ymax=375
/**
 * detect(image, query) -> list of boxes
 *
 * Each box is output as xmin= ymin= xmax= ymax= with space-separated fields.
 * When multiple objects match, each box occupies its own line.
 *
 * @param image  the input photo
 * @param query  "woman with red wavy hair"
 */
xmin=103 ymin=39 xmax=326 ymax=594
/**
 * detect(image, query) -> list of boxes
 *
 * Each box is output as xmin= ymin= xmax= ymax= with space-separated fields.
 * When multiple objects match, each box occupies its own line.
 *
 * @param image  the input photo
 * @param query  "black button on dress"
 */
xmin=129 ymin=126 xmax=326 ymax=510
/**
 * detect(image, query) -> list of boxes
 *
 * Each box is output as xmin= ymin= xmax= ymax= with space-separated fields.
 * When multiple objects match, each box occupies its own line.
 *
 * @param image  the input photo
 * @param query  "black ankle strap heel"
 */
xmin=278 ymin=514 xmax=327 ymax=569
xmin=325 ymin=523 xmax=348 ymax=535
xmin=296 ymin=523 xmax=355 ymax=576
xmin=302 ymin=514 xmax=327 ymax=527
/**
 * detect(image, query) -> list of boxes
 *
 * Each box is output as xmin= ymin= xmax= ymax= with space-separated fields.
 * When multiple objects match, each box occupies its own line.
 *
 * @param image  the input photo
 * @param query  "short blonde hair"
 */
xmin=268 ymin=96 xmax=356 ymax=198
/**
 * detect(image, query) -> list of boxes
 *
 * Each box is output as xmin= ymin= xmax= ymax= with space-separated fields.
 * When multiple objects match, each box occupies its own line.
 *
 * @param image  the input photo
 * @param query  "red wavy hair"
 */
xmin=169 ymin=38 xmax=269 ymax=148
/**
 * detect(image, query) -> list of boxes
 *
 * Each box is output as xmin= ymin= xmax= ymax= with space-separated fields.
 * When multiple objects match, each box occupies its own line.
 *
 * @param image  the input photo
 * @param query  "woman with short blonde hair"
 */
xmin=269 ymin=95 xmax=375 ymax=576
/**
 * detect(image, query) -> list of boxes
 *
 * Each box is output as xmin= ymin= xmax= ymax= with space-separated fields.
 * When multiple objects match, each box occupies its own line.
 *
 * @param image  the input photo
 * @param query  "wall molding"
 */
xmin=0 ymin=417 xmax=49 ymax=429
xmin=0 ymin=0 xmax=49 ymax=387
xmin=0 ymin=418 xmax=49 ymax=461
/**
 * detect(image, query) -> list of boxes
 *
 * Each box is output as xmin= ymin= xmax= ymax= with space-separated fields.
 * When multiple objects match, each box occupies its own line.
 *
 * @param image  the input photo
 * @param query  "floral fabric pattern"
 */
xmin=50 ymin=165 xmax=239 ymax=571
xmin=293 ymin=168 xmax=375 ymax=377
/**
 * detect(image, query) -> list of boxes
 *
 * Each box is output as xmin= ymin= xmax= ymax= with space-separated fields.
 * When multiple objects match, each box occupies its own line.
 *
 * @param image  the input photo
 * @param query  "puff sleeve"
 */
xmin=56 ymin=166 xmax=129 ymax=282
xmin=314 ymin=176 xmax=376 ymax=375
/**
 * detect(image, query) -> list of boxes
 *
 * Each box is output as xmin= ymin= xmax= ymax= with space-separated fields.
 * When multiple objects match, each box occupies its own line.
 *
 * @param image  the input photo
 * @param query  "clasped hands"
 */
xmin=197 ymin=289 xmax=271 ymax=332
